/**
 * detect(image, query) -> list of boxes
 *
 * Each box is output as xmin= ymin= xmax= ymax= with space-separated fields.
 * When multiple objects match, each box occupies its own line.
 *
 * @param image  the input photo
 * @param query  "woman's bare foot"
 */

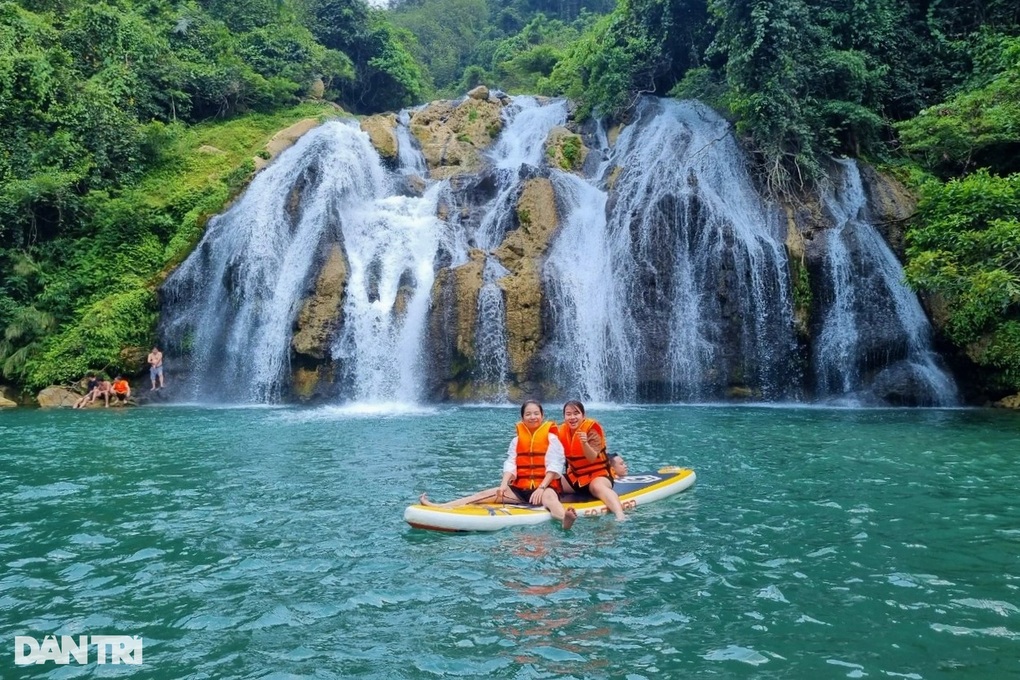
xmin=562 ymin=507 xmax=577 ymax=530
xmin=614 ymin=514 xmax=629 ymax=522
xmin=419 ymin=493 xmax=439 ymax=507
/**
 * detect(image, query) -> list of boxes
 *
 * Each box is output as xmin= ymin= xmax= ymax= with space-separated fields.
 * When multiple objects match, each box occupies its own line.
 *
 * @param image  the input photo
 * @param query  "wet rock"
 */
xmin=409 ymin=97 xmax=505 ymax=180
xmin=361 ymin=113 xmax=399 ymax=161
xmin=870 ymin=360 xmax=941 ymax=406
xmin=467 ymin=85 xmax=490 ymax=100
xmin=545 ymin=127 xmax=588 ymax=173
xmin=858 ymin=164 xmax=915 ymax=258
xmin=426 ymin=249 xmax=486 ymax=399
xmin=495 ymin=177 xmax=559 ymax=378
xmin=292 ymin=245 xmax=349 ymax=360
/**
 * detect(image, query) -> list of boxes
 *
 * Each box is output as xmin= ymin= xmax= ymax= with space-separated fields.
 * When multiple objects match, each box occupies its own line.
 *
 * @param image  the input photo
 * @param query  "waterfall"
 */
xmin=470 ymin=97 xmax=568 ymax=396
xmin=602 ymin=98 xmax=798 ymax=400
xmin=330 ymin=186 xmax=444 ymax=403
xmin=158 ymin=95 xmax=959 ymax=407
xmin=396 ymin=108 xmax=427 ymax=177
xmin=161 ymin=122 xmax=387 ymax=402
xmin=544 ymin=171 xmax=635 ymax=401
xmin=474 ymin=257 xmax=511 ymax=399
xmin=815 ymin=159 xmax=958 ymax=405
xmin=161 ymin=121 xmax=446 ymax=404
xmin=474 ymin=97 xmax=567 ymax=249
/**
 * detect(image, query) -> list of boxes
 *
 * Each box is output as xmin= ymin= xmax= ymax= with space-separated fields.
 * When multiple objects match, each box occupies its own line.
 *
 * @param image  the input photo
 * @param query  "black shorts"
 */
xmin=115 ymin=392 xmax=128 ymax=401
xmin=568 ymin=475 xmax=613 ymax=496
xmin=508 ymin=486 xmax=540 ymax=505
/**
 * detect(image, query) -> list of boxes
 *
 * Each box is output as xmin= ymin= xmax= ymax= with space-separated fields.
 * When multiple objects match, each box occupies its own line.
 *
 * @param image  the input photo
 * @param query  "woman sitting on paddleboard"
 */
xmin=497 ymin=400 xmax=577 ymax=529
xmin=419 ymin=400 xmax=577 ymax=529
xmin=558 ymin=401 xmax=628 ymax=521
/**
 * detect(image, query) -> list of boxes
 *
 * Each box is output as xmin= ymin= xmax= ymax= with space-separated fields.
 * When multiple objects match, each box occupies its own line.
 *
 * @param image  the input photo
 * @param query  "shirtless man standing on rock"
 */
xmin=148 ymin=345 xmax=165 ymax=391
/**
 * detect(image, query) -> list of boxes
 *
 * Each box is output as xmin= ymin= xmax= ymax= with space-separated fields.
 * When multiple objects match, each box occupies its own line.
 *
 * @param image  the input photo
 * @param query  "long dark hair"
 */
xmin=520 ymin=399 xmax=544 ymax=419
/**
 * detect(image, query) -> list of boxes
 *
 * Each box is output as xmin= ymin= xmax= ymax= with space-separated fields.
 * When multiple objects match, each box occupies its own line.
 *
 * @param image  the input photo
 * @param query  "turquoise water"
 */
xmin=2 ymin=404 xmax=1019 ymax=679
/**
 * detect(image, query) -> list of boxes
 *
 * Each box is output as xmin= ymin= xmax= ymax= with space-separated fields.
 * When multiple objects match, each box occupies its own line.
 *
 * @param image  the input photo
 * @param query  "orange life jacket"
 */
xmin=113 ymin=380 xmax=129 ymax=394
xmin=559 ymin=418 xmax=610 ymax=489
xmin=511 ymin=421 xmax=561 ymax=493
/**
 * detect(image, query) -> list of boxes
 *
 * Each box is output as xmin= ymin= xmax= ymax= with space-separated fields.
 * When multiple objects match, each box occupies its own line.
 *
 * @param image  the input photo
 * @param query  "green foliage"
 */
xmin=546 ymin=10 xmax=657 ymax=118
xmin=559 ymin=135 xmax=581 ymax=170
xmin=306 ymin=0 xmax=428 ymax=111
xmin=896 ymin=34 xmax=1020 ymax=178
xmin=390 ymin=0 xmax=489 ymax=93
xmin=904 ymin=170 xmax=1020 ymax=388
xmin=29 ymin=286 xmax=157 ymax=387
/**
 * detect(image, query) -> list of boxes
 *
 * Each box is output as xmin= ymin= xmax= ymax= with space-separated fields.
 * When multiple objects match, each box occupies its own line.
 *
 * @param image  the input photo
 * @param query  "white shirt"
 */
xmin=503 ymin=430 xmax=565 ymax=479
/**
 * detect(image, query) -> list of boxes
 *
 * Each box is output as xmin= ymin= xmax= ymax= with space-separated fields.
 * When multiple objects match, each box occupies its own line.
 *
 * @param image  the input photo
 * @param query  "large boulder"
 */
xmin=253 ymin=118 xmax=321 ymax=172
xmin=409 ymin=97 xmax=505 ymax=180
xmin=545 ymin=127 xmax=588 ymax=173
xmin=0 ymin=384 xmax=18 ymax=407
xmin=859 ymin=164 xmax=916 ymax=258
xmin=292 ymin=245 xmax=349 ymax=361
xmin=36 ymin=386 xmax=79 ymax=408
xmin=995 ymin=393 xmax=1020 ymax=409
xmin=494 ymin=177 xmax=559 ymax=379
xmin=427 ymin=249 xmax=487 ymax=399
xmin=360 ymin=113 xmax=398 ymax=161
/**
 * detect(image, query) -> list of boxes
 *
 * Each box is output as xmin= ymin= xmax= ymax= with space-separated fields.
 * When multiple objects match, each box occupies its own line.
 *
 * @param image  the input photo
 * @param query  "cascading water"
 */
xmin=814 ymin=159 xmax=958 ymax=405
xmin=474 ymin=97 xmax=567 ymax=249
xmin=474 ymin=258 xmax=511 ymax=399
xmin=396 ymin=108 xmax=427 ymax=178
xmin=469 ymin=97 xmax=568 ymax=397
xmin=598 ymin=97 xmax=798 ymax=400
xmin=161 ymin=121 xmax=447 ymax=404
xmin=544 ymin=171 xmax=635 ymax=401
xmin=161 ymin=122 xmax=387 ymax=402
xmin=330 ymin=186 xmax=444 ymax=403
xmin=159 ymin=94 xmax=960 ymax=408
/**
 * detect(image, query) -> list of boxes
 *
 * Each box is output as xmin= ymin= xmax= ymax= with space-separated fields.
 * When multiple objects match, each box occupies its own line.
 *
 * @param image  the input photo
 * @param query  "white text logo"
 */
xmin=14 ymin=635 xmax=143 ymax=665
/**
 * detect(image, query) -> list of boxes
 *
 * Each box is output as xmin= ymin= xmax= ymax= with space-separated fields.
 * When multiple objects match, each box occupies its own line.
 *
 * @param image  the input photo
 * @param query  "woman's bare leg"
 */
xmin=589 ymin=476 xmax=627 ymax=520
xmin=419 ymin=487 xmax=501 ymax=509
xmin=539 ymin=489 xmax=577 ymax=529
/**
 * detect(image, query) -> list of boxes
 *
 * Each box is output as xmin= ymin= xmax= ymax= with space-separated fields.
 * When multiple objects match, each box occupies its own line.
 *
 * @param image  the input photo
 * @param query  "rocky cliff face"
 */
xmin=216 ymin=92 xmax=959 ymax=405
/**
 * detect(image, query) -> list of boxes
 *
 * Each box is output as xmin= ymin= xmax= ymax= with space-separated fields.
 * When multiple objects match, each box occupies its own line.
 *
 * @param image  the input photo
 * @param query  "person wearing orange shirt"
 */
xmin=112 ymin=376 xmax=131 ymax=404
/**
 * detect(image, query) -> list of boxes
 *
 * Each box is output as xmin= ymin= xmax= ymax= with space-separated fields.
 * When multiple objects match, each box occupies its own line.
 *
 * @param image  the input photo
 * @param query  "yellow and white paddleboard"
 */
xmin=404 ymin=467 xmax=696 ymax=532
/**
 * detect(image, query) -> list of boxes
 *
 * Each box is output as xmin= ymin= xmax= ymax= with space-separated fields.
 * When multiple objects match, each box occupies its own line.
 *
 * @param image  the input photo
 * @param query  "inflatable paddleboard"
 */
xmin=404 ymin=466 xmax=696 ymax=532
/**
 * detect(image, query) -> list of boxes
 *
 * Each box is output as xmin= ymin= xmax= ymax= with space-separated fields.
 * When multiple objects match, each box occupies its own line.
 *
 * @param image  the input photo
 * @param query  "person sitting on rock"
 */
xmin=111 ymin=376 xmax=131 ymax=404
xmin=90 ymin=377 xmax=112 ymax=407
xmin=73 ymin=374 xmax=99 ymax=409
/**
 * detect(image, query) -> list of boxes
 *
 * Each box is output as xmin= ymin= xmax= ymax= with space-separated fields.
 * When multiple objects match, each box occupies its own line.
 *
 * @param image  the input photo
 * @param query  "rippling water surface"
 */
xmin=2 ymin=405 xmax=1019 ymax=679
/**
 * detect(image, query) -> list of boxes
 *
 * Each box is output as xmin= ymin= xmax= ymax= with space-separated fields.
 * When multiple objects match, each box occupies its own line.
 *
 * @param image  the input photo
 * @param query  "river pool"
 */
xmin=2 ymin=404 xmax=1018 ymax=678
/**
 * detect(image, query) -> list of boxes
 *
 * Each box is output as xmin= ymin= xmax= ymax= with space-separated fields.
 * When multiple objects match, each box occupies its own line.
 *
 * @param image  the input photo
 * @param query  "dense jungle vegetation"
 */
xmin=1 ymin=0 xmax=1018 ymax=397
